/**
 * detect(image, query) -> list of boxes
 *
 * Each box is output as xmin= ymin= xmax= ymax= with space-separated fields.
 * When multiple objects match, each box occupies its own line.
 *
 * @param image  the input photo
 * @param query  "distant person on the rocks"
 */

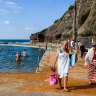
xmin=85 ymin=42 xmax=96 ymax=85
xmin=22 ymin=49 xmax=28 ymax=57
xmin=16 ymin=52 xmax=21 ymax=61
xmin=53 ymin=41 xmax=70 ymax=92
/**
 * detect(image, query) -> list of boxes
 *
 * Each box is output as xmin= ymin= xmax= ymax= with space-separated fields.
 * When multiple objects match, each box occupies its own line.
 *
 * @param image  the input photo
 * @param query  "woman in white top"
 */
xmin=85 ymin=42 xmax=96 ymax=84
xmin=53 ymin=41 xmax=70 ymax=92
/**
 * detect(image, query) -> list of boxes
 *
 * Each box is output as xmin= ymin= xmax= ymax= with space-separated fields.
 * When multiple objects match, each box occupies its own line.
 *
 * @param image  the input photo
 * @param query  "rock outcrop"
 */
xmin=30 ymin=0 xmax=96 ymax=44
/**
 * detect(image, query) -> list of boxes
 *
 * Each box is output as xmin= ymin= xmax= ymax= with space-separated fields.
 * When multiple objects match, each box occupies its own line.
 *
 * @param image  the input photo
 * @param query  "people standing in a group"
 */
xmin=80 ymin=42 xmax=85 ymax=59
xmin=53 ymin=41 xmax=70 ymax=92
xmin=85 ymin=42 xmax=96 ymax=84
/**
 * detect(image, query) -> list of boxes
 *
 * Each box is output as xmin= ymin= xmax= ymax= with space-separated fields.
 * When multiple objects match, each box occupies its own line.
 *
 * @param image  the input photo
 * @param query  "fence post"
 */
xmin=37 ymin=56 xmax=39 ymax=72
xmin=39 ymin=45 xmax=40 ymax=49
xmin=46 ymin=43 xmax=47 ymax=50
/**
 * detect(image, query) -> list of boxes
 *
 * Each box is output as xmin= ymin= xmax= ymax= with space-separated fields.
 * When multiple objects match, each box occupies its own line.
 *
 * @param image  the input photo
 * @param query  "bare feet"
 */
xmin=89 ymin=80 xmax=92 ymax=85
xmin=89 ymin=82 xmax=92 ymax=85
xmin=64 ymin=88 xmax=70 ymax=92
xmin=58 ymin=86 xmax=63 ymax=89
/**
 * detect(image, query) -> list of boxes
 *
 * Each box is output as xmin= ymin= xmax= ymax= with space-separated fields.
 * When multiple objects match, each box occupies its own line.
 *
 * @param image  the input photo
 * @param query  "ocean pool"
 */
xmin=0 ymin=44 xmax=45 ymax=72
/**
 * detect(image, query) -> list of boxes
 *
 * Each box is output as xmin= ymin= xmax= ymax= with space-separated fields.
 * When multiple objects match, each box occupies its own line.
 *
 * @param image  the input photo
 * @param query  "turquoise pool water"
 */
xmin=0 ymin=45 xmax=45 ymax=72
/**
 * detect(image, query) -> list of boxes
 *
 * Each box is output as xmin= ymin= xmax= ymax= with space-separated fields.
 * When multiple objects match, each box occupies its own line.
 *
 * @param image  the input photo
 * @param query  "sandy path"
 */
xmin=0 ymin=48 xmax=96 ymax=96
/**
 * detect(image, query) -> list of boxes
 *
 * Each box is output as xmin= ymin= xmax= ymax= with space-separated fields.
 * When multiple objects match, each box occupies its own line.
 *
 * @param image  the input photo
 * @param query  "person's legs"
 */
xmin=71 ymin=47 xmax=73 ymax=52
xmin=64 ymin=76 xmax=70 ymax=91
xmin=81 ymin=52 xmax=83 ymax=59
xmin=89 ymin=80 xmax=92 ymax=85
xmin=82 ymin=52 xmax=84 ymax=58
xmin=64 ymin=76 xmax=68 ymax=89
xmin=58 ymin=77 xmax=62 ymax=89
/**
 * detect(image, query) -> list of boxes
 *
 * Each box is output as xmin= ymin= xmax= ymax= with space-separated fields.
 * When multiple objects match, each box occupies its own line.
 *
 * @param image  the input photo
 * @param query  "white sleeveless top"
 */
xmin=58 ymin=50 xmax=69 ymax=78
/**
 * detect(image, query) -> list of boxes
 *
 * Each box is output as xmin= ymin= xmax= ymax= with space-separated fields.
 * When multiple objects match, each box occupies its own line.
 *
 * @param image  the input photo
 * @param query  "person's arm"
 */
xmin=22 ymin=52 xmax=24 ymax=56
xmin=53 ymin=49 xmax=59 ymax=70
xmin=84 ymin=51 xmax=89 ymax=66
xmin=87 ymin=59 xmax=91 ymax=65
xmin=75 ymin=50 xmax=78 ymax=57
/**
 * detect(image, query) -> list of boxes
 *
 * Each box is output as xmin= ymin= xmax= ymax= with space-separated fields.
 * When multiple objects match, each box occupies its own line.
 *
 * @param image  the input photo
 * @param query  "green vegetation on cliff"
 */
xmin=79 ymin=9 xmax=91 ymax=25
xmin=54 ymin=5 xmax=74 ymax=24
xmin=69 ymin=5 xmax=74 ymax=10
xmin=30 ymin=0 xmax=96 ymax=43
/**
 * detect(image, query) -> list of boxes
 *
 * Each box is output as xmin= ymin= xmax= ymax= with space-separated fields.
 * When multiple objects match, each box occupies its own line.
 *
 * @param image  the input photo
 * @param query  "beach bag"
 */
xmin=50 ymin=74 xmax=58 ymax=85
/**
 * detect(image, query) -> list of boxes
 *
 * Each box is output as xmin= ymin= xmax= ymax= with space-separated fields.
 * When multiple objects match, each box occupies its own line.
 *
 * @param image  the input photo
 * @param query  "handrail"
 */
xmin=37 ymin=55 xmax=52 ymax=72
xmin=39 ymin=66 xmax=50 ymax=71
xmin=37 ymin=57 xmax=39 ymax=72
xmin=0 ymin=45 xmax=6 ymax=51
xmin=39 ymin=63 xmax=51 ymax=67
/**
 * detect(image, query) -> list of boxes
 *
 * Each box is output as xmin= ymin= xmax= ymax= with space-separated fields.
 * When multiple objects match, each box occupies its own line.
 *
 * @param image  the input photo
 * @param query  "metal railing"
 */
xmin=36 ymin=49 xmax=56 ymax=72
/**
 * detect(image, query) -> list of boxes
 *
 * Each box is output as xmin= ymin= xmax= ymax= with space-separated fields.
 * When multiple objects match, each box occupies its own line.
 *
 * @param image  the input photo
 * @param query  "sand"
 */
xmin=0 ymin=48 xmax=96 ymax=96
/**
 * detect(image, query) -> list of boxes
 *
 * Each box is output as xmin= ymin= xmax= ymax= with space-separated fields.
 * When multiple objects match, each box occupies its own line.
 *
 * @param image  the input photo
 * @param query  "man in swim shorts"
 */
xmin=16 ymin=52 xmax=21 ymax=61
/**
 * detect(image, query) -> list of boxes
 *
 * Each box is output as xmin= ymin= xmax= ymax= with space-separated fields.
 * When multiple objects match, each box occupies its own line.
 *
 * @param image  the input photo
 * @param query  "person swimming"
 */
xmin=16 ymin=52 xmax=21 ymax=61
xmin=10 ymin=49 xmax=12 ymax=51
xmin=22 ymin=49 xmax=28 ymax=57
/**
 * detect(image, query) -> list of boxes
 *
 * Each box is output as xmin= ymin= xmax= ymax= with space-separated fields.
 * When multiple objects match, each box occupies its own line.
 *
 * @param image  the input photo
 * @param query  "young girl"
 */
xmin=53 ymin=41 xmax=70 ymax=92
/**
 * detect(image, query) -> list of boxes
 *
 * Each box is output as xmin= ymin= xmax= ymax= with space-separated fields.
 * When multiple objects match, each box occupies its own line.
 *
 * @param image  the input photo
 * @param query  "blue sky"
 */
xmin=0 ymin=0 xmax=75 ymax=39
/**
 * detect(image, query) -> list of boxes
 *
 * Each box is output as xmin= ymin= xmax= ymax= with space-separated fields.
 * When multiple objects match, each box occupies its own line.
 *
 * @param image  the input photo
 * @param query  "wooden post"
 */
xmin=46 ymin=43 xmax=47 ymax=50
xmin=49 ymin=49 xmax=50 ymax=54
xmin=39 ymin=45 xmax=40 ymax=49
xmin=37 ymin=56 xmax=39 ymax=72
xmin=73 ymin=1 xmax=76 ymax=43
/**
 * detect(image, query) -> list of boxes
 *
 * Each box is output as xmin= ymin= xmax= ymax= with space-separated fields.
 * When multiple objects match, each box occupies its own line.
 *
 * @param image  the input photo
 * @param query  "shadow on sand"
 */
xmin=56 ymin=83 xmax=96 ymax=90
xmin=68 ymin=83 xmax=96 ymax=90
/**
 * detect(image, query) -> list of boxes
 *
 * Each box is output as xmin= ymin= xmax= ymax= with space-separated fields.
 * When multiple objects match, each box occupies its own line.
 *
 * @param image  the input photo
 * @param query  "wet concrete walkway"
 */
xmin=0 ymin=90 xmax=87 ymax=96
xmin=0 ymin=76 xmax=87 ymax=96
xmin=0 ymin=49 xmax=90 ymax=96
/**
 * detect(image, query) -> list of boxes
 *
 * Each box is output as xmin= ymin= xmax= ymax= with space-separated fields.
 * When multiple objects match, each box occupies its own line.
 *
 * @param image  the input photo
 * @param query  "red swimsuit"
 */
xmin=16 ymin=58 xmax=20 ymax=61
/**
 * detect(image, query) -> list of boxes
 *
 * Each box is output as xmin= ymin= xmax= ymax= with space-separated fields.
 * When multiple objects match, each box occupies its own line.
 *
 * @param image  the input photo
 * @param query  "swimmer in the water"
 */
xmin=16 ymin=52 xmax=21 ymax=61
xmin=10 ymin=49 xmax=12 ymax=51
xmin=22 ymin=49 xmax=28 ymax=57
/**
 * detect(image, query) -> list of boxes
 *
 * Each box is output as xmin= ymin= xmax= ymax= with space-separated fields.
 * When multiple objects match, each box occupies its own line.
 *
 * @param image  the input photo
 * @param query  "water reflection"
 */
xmin=0 ymin=45 xmax=45 ymax=72
xmin=16 ymin=61 xmax=20 ymax=66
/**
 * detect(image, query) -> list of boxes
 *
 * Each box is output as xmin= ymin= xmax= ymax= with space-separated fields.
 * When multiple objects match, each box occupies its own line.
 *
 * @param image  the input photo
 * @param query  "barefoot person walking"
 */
xmin=53 ymin=41 xmax=70 ymax=92
xmin=85 ymin=42 xmax=96 ymax=84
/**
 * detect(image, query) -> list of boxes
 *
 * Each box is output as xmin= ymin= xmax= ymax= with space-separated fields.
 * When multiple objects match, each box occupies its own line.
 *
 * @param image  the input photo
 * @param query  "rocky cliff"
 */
xmin=30 ymin=0 xmax=96 ymax=43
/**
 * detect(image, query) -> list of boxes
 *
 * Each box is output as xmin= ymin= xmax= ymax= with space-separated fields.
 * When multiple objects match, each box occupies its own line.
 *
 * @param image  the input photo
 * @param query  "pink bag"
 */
xmin=49 ymin=74 xmax=58 ymax=85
